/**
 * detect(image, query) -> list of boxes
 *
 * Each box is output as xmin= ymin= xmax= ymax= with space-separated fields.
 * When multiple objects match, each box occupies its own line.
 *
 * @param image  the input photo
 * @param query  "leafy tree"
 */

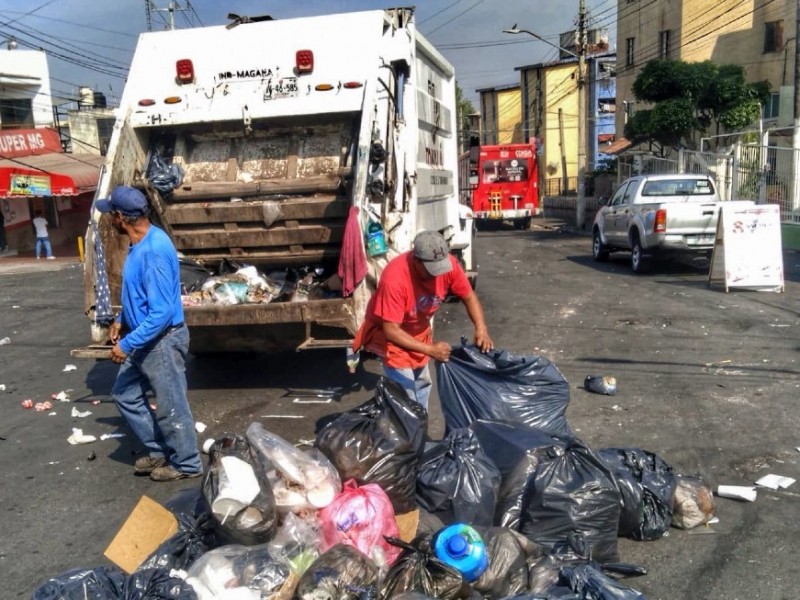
xmin=456 ymin=83 xmax=476 ymax=149
xmin=626 ymin=59 xmax=770 ymax=153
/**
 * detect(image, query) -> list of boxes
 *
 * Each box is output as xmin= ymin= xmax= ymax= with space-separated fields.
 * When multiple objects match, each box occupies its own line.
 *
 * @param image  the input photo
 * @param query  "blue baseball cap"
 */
xmin=96 ymin=186 xmax=149 ymax=217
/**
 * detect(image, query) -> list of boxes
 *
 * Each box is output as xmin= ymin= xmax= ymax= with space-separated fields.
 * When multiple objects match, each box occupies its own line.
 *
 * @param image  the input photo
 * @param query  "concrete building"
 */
xmin=615 ymin=0 xmax=794 ymax=140
xmin=476 ymin=84 xmax=523 ymax=145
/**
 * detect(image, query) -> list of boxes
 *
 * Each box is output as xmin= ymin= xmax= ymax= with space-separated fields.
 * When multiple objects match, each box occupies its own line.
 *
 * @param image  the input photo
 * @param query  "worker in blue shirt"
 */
xmin=96 ymin=185 xmax=203 ymax=481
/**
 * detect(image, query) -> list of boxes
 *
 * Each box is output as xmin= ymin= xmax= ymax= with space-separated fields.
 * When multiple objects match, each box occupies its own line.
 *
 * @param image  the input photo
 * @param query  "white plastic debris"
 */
xmin=48 ymin=412 xmax=57 ymax=416
xmin=293 ymin=397 xmax=333 ymax=404
xmin=202 ymin=438 xmax=216 ymax=454
xmin=62 ymin=364 xmax=77 ymax=372
xmin=260 ymin=414 xmax=304 ymax=419
xmin=53 ymin=390 xmax=72 ymax=402
xmin=68 ymin=428 xmax=97 ymax=445
xmin=0 ymin=337 xmax=10 ymax=345
xmin=195 ymin=421 xmax=207 ymax=433
xmin=755 ymin=474 xmax=796 ymax=490
xmin=717 ymin=485 xmax=757 ymax=502
xmin=100 ymin=433 xmax=126 ymax=441
xmin=0 ymin=384 xmax=5 ymax=391
xmin=71 ymin=407 xmax=92 ymax=418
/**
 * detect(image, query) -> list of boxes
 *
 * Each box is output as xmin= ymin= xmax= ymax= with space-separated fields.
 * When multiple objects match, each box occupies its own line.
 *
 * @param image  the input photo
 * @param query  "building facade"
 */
xmin=477 ymin=84 xmax=523 ymax=145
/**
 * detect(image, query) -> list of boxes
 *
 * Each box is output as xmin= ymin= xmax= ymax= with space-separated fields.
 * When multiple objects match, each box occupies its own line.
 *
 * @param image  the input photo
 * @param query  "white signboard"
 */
xmin=709 ymin=202 xmax=784 ymax=292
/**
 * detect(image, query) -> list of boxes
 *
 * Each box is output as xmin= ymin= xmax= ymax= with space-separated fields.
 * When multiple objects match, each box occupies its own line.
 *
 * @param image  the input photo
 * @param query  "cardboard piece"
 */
xmin=104 ymin=495 xmax=178 ymax=573
xmin=395 ymin=508 xmax=420 ymax=542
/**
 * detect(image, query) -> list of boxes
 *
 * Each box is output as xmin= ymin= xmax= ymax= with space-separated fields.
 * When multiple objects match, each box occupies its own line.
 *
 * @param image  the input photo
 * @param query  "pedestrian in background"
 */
xmin=32 ymin=210 xmax=54 ymax=259
xmin=0 ymin=205 xmax=7 ymax=252
xmin=97 ymin=185 xmax=203 ymax=481
xmin=353 ymin=230 xmax=493 ymax=409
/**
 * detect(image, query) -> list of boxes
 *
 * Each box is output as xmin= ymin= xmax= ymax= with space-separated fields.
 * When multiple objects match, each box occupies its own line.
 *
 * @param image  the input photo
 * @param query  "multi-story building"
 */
xmin=476 ymin=84 xmax=523 ymax=146
xmin=616 ymin=0 xmax=794 ymax=140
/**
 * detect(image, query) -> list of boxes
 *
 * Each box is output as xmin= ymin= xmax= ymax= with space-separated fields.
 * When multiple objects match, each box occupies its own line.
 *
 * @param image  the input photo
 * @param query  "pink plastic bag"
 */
xmin=320 ymin=479 xmax=401 ymax=567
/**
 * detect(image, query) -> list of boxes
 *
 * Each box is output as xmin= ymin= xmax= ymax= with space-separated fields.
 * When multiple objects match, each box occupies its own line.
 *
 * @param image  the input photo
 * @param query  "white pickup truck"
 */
xmin=591 ymin=174 xmax=723 ymax=273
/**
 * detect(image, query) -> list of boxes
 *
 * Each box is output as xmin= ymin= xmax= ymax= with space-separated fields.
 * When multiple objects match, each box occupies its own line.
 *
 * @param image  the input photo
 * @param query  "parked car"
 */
xmin=591 ymin=174 xmax=723 ymax=273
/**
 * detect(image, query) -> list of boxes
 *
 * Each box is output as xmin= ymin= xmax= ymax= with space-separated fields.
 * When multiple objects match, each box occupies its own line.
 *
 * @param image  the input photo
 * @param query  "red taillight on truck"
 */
xmin=296 ymin=50 xmax=314 ymax=74
xmin=176 ymin=59 xmax=195 ymax=84
xmin=654 ymin=209 xmax=667 ymax=233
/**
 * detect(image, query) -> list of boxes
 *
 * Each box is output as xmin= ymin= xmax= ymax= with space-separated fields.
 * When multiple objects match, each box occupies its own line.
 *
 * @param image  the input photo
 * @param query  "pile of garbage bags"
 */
xmin=34 ymin=345 xmax=716 ymax=599
xmin=180 ymin=260 xmax=341 ymax=306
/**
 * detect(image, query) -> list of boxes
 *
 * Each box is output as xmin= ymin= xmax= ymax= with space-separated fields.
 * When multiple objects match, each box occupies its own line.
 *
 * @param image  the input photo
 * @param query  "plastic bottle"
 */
xmin=346 ymin=347 xmax=360 ymax=373
xmin=365 ymin=220 xmax=388 ymax=257
xmin=433 ymin=524 xmax=488 ymax=582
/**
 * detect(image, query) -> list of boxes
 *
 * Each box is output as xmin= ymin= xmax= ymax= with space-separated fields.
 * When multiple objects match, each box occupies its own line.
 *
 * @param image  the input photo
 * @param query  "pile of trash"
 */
xmin=34 ymin=345 xmax=717 ymax=599
xmin=180 ymin=260 xmax=341 ymax=307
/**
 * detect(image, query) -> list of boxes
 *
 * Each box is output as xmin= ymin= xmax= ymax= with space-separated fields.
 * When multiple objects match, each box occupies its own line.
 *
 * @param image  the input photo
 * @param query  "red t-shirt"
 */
xmin=357 ymin=251 xmax=473 ymax=368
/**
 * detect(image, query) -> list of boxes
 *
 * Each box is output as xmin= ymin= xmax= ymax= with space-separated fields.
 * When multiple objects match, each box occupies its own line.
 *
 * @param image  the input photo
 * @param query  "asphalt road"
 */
xmin=2 ymin=223 xmax=799 ymax=599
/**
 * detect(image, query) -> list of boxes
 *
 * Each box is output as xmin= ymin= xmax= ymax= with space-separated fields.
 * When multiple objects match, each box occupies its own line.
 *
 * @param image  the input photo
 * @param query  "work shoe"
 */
xmin=134 ymin=455 xmax=167 ymax=474
xmin=47 ymin=256 xmax=56 ymax=260
xmin=150 ymin=464 xmax=203 ymax=482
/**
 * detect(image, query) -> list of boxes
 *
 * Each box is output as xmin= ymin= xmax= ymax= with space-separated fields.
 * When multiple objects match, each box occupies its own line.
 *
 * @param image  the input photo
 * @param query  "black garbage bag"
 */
xmin=472 ymin=527 xmax=546 ymax=599
xmin=416 ymin=428 xmax=502 ymax=526
xmin=380 ymin=535 xmax=471 ymax=600
xmin=179 ymin=257 xmax=212 ymax=294
xmin=316 ymin=378 xmax=428 ymax=513
xmin=560 ymin=564 xmax=647 ymax=600
xmin=520 ymin=440 xmax=621 ymax=563
xmin=139 ymin=488 xmax=219 ymax=572
xmin=202 ymin=434 xmax=278 ymax=546
xmin=146 ymin=147 xmax=184 ymax=195
xmin=295 ymin=544 xmax=379 ymax=600
xmin=470 ymin=420 xmax=568 ymax=529
xmin=598 ymin=448 xmax=677 ymax=541
xmin=436 ymin=343 xmax=572 ymax=437
xmin=33 ymin=566 xmax=196 ymax=600
xmin=528 ymin=535 xmax=646 ymax=598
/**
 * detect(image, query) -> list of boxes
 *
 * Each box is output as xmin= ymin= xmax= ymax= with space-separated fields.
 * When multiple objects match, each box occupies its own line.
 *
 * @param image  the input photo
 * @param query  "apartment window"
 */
xmin=764 ymin=21 xmax=783 ymax=53
xmin=0 ymin=98 xmax=34 ymax=130
xmin=763 ymin=92 xmax=780 ymax=120
xmin=626 ymin=37 xmax=635 ymax=67
xmin=659 ymin=30 xmax=671 ymax=58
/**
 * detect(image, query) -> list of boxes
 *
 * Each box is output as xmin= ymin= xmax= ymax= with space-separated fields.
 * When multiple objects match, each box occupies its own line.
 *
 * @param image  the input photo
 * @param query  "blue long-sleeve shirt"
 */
xmin=118 ymin=225 xmax=184 ymax=354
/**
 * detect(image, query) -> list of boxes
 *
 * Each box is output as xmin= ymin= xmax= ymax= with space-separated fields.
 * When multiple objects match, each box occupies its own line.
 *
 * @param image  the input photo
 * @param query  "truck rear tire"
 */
xmin=513 ymin=217 xmax=531 ymax=230
xmin=631 ymin=237 xmax=649 ymax=273
xmin=592 ymin=229 xmax=609 ymax=262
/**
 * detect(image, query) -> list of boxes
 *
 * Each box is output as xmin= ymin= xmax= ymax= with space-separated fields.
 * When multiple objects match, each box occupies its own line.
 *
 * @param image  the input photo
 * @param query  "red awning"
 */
xmin=0 ymin=153 xmax=105 ymax=198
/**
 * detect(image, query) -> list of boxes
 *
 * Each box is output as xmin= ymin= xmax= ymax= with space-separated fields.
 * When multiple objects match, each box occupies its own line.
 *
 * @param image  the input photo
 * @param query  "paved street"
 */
xmin=2 ymin=223 xmax=799 ymax=599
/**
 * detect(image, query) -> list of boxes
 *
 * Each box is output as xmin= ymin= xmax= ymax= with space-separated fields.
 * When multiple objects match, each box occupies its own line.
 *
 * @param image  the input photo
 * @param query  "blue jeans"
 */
xmin=35 ymin=236 xmax=52 ymax=258
xmin=112 ymin=325 xmax=202 ymax=473
xmin=383 ymin=362 xmax=433 ymax=410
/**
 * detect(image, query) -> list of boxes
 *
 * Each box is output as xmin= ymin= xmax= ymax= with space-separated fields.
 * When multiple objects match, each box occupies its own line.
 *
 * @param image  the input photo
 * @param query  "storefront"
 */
xmin=0 ymin=128 xmax=104 ymax=255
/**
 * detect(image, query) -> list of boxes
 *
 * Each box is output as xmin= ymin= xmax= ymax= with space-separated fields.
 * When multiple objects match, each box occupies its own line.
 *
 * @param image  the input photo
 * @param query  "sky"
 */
xmin=0 ymin=0 xmax=617 ymax=108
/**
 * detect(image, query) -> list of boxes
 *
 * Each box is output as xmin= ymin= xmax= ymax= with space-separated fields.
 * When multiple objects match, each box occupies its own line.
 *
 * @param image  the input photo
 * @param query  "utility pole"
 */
xmin=576 ymin=0 xmax=588 ymax=229
xmin=150 ymin=1 xmax=190 ymax=31
xmin=793 ymin=0 xmax=800 ymax=211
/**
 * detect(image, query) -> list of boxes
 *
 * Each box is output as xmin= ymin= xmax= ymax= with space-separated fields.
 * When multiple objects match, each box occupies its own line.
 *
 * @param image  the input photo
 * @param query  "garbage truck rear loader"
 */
xmin=77 ymin=8 xmax=474 ymax=355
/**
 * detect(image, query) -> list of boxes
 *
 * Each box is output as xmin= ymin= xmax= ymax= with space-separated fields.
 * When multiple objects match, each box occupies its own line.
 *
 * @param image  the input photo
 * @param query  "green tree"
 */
xmin=626 ymin=59 xmax=770 ymax=154
xmin=456 ymin=82 xmax=476 ymax=150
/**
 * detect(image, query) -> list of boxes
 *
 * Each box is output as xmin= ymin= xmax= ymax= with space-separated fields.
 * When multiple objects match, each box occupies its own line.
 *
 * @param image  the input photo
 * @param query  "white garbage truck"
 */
xmin=76 ymin=7 xmax=474 ymax=355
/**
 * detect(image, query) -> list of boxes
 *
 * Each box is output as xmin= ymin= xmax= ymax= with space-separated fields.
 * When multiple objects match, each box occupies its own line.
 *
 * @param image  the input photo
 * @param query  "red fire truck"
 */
xmin=458 ymin=141 xmax=540 ymax=229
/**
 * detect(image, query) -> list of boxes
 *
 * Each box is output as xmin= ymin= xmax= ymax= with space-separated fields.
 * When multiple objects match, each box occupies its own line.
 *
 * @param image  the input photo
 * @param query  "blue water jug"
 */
xmin=366 ymin=220 xmax=388 ymax=257
xmin=433 ymin=524 xmax=488 ymax=582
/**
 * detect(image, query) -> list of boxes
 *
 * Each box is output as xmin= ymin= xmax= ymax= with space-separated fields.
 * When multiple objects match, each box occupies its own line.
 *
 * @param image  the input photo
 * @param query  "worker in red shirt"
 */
xmin=353 ymin=230 xmax=493 ymax=409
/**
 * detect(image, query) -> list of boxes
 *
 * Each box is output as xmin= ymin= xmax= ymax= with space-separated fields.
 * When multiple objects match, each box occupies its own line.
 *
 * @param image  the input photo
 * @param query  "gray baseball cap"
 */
xmin=413 ymin=230 xmax=452 ymax=276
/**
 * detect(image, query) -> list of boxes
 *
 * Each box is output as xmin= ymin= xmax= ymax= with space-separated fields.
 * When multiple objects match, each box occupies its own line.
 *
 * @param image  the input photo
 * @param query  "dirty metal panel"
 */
xmin=173 ymin=223 xmax=344 ymax=250
xmin=174 ymin=138 xmax=234 ymax=183
xmin=240 ymin=137 xmax=291 ymax=179
xmin=185 ymin=297 xmax=354 ymax=327
xmin=167 ymin=196 xmax=347 ymax=225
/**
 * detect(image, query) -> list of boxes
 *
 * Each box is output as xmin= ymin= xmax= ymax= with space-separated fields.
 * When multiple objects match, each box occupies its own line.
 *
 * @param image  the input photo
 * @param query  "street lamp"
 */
xmin=504 ymin=23 xmax=588 ymax=228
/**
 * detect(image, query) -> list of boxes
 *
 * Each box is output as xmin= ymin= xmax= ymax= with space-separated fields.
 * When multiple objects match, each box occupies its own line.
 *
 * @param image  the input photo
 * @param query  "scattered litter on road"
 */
xmin=195 ymin=421 xmax=207 ymax=433
xmin=260 ymin=414 xmax=304 ymax=419
xmin=87 ymin=451 xmax=97 ymax=461
xmin=293 ymin=397 xmax=333 ymax=404
xmin=0 ymin=384 xmax=5 ymax=391
xmin=48 ymin=412 xmax=57 ymax=416
xmin=71 ymin=407 xmax=92 ymax=418
xmin=717 ymin=485 xmax=757 ymax=502
xmin=755 ymin=474 xmax=796 ymax=490
xmin=99 ymin=433 xmax=126 ymax=441
xmin=62 ymin=364 xmax=77 ymax=372
xmin=91 ymin=400 xmax=101 ymax=406
xmin=52 ymin=390 xmax=72 ymax=402
xmin=284 ymin=388 xmax=341 ymax=399
xmin=584 ymin=375 xmax=617 ymax=395
xmin=67 ymin=428 xmax=97 ymax=445
xmin=202 ymin=438 xmax=215 ymax=454
xmin=0 ymin=337 xmax=10 ymax=345
xmin=21 ymin=399 xmax=33 ymax=409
